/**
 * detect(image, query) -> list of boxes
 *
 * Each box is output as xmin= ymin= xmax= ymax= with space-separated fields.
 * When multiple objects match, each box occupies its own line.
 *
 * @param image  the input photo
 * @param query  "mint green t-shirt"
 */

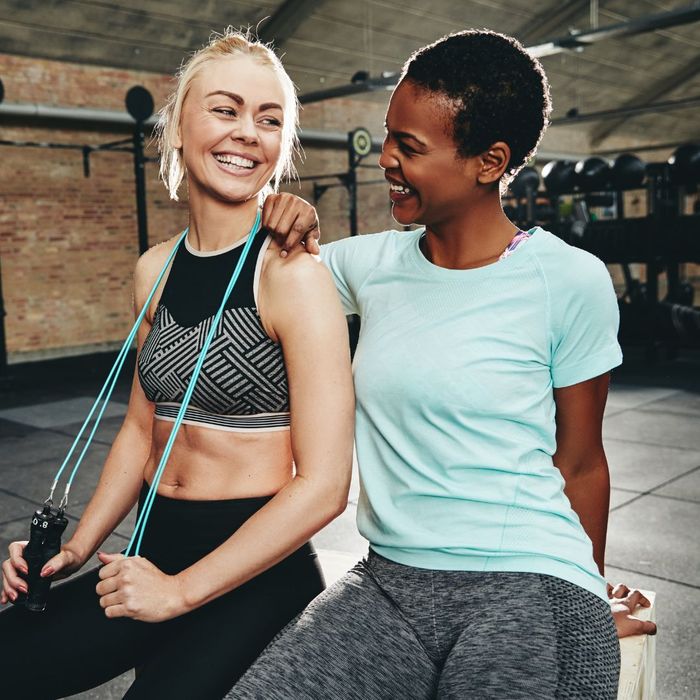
xmin=320 ymin=227 xmax=622 ymax=600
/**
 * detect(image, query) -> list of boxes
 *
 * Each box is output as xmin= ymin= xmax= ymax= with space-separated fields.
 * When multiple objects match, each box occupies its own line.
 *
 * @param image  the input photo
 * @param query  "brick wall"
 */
xmin=0 ymin=54 xmax=188 ymax=361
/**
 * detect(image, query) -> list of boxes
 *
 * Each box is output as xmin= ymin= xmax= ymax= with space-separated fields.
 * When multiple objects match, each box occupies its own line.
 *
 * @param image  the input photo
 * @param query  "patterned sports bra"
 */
xmin=137 ymin=230 xmax=290 ymax=432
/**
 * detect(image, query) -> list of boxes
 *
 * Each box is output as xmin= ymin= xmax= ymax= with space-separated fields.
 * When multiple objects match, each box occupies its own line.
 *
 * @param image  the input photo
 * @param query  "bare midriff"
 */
xmin=143 ymin=420 xmax=294 ymax=501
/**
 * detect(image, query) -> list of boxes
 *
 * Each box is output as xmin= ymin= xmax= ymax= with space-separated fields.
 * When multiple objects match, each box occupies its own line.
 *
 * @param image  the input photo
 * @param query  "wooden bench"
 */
xmin=316 ymin=550 xmax=657 ymax=700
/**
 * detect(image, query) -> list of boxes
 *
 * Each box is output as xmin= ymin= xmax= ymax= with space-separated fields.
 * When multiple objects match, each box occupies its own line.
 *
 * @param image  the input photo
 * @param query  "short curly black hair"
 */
xmin=403 ymin=29 xmax=552 ymax=180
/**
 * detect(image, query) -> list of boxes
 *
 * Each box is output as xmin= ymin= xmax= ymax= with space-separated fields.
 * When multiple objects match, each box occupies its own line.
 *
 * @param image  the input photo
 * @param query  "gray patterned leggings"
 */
xmin=227 ymin=551 xmax=620 ymax=699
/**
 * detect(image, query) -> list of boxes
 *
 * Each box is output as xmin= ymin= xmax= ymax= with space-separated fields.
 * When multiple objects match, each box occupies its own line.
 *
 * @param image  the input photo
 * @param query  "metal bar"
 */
xmin=297 ymin=171 xmax=348 ymax=182
xmin=528 ymin=4 xmax=700 ymax=57
xmin=593 ymin=141 xmax=699 ymax=156
xmin=132 ymin=124 xmax=149 ymax=254
xmin=0 ymin=139 xmax=133 ymax=153
xmin=0 ymin=101 xmax=157 ymax=127
xmin=0 ymin=139 xmax=88 ymax=150
xmin=0 ymin=256 xmax=7 ymax=374
xmin=515 ymin=0 xmax=589 ymax=44
xmin=551 ymin=95 xmax=700 ymax=125
xmin=299 ymin=74 xmax=397 ymax=105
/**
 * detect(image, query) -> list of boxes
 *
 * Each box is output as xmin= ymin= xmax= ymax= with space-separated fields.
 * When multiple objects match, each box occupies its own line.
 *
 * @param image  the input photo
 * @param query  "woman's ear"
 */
xmin=173 ymin=123 xmax=183 ymax=150
xmin=478 ymin=141 xmax=511 ymax=185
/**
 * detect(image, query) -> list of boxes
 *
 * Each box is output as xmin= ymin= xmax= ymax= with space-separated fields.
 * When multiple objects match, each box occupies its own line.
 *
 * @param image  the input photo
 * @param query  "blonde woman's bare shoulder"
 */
xmin=133 ymin=231 xmax=185 ymax=309
xmin=266 ymin=239 xmax=328 ymax=287
xmin=134 ymin=232 xmax=183 ymax=280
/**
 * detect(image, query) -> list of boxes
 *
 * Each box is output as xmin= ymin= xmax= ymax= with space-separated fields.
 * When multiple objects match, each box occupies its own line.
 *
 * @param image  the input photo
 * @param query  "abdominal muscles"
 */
xmin=143 ymin=420 xmax=294 ymax=500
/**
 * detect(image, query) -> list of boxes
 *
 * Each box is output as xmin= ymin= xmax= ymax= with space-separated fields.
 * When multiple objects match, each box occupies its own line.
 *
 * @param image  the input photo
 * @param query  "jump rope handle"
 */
xmin=14 ymin=506 xmax=68 ymax=612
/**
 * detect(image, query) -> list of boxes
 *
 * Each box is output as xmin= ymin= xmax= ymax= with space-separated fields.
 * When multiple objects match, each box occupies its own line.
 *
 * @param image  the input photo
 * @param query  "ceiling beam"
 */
xmin=298 ymin=5 xmax=700 ymax=103
xmin=590 ymin=53 xmax=700 ymax=145
xmin=514 ymin=0 xmax=589 ymax=45
xmin=257 ymin=0 xmax=329 ymax=48
xmin=551 ymin=94 xmax=700 ymax=126
xmin=527 ymin=4 xmax=700 ymax=58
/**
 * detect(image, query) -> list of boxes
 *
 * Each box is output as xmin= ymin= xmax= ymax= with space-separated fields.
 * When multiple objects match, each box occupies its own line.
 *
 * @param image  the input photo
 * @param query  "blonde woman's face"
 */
xmin=177 ymin=55 xmax=286 ymax=204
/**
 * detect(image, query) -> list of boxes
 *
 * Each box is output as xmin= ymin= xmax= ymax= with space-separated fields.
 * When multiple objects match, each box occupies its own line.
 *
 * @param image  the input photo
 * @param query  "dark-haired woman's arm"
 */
xmin=553 ymin=373 xmax=611 ymax=576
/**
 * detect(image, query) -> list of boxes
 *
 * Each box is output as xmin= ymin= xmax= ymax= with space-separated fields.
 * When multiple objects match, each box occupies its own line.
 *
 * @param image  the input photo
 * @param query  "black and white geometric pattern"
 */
xmin=138 ymin=304 xmax=289 ymax=429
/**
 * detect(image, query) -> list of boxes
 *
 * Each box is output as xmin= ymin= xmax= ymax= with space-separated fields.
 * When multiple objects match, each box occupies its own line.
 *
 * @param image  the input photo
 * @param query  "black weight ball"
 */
xmin=542 ymin=160 xmax=576 ymax=196
xmin=669 ymin=143 xmax=700 ymax=185
xmin=611 ymin=153 xmax=646 ymax=190
xmin=126 ymin=85 xmax=154 ymax=122
xmin=510 ymin=166 xmax=540 ymax=198
xmin=574 ymin=157 xmax=611 ymax=192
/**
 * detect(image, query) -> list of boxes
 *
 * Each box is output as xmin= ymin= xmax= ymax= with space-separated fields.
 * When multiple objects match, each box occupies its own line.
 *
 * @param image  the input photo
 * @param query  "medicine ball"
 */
xmin=542 ymin=160 xmax=576 ymax=196
xmin=611 ymin=153 xmax=646 ymax=190
xmin=510 ymin=166 xmax=540 ymax=198
xmin=574 ymin=157 xmax=611 ymax=192
xmin=669 ymin=144 xmax=700 ymax=185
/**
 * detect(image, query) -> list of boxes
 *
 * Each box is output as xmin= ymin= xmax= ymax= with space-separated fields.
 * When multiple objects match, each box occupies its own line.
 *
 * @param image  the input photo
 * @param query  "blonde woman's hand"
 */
xmin=96 ymin=552 xmax=187 ymax=623
xmin=1 ymin=540 xmax=84 ymax=604
xmin=262 ymin=193 xmax=320 ymax=256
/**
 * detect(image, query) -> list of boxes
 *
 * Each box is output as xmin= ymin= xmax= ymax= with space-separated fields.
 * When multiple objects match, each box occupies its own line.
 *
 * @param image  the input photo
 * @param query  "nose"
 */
xmin=231 ymin=115 xmax=258 ymax=144
xmin=378 ymin=137 xmax=398 ymax=171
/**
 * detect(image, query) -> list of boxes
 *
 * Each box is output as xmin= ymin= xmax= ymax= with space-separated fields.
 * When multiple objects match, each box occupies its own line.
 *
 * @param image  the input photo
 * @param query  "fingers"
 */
xmin=104 ymin=604 xmax=128 ymax=619
xmin=2 ymin=558 xmax=28 ymax=603
xmin=303 ymin=228 xmax=321 ymax=255
xmin=8 ymin=541 xmax=28 ymax=575
xmin=611 ymin=582 xmax=631 ymax=599
xmin=98 ymin=591 xmax=123 ymax=610
xmin=97 ymin=551 xmax=125 ymax=566
xmin=2 ymin=541 xmax=30 ymax=602
xmin=262 ymin=193 xmax=320 ymax=256
xmin=640 ymin=620 xmax=657 ymax=636
xmin=95 ymin=576 xmax=119 ymax=597
xmin=39 ymin=549 xmax=71 ymax=578
xmin=621 ymin=589 xmax=651 ymax=611
xmin=614 ymin=612 xmax=658 ymax=638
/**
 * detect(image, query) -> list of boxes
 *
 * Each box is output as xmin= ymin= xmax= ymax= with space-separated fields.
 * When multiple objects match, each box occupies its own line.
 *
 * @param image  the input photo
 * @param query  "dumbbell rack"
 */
xmin=551 ymin=166 xmax=700 ymax=360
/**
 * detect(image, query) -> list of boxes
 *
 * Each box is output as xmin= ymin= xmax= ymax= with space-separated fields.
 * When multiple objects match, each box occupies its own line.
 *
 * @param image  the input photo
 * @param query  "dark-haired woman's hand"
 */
xmin=607 ymin=582 xmax=657 ymax=638
xmin=262 ymin=193 xmax=321 ymax=257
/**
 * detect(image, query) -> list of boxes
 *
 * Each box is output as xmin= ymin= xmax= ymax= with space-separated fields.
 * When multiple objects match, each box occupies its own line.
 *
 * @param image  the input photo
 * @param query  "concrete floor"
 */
xmin=0 ymin=349 xmax=698 ymax=699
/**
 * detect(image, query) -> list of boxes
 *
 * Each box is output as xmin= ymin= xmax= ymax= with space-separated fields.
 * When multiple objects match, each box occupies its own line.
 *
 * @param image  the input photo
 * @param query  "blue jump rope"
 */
xmin=48 ymin=209 xmax=262 ymax=557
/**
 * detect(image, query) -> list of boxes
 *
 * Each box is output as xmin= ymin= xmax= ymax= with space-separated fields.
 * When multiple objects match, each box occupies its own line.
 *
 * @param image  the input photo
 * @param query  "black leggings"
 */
xmin=0 ymin=483 xmax=325 ymax=699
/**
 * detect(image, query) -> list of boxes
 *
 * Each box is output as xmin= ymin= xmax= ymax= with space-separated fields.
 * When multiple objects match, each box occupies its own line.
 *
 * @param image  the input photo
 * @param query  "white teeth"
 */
xmin=215 ymin=154 xmax=255 ymax=168
xmin=390 ymin=183 xmax=413 ymax=194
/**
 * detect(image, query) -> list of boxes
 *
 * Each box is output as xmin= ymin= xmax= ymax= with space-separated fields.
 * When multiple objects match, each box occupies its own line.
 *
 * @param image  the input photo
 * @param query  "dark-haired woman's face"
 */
xmin=379 ymin=80 xmax=480 ymax=228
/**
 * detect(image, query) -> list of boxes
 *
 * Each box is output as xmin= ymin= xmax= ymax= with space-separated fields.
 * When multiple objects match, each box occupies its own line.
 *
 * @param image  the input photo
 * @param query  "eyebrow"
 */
xmin=205 ymin=90 xmax=283 ymax=112
xmin=390 ymin=129 xmax=427 ymax=148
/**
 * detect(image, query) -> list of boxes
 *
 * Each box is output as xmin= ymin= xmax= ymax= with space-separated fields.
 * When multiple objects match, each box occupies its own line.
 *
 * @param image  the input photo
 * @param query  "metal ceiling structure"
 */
xmin=0 ymin=0 xmax=699 ymax=150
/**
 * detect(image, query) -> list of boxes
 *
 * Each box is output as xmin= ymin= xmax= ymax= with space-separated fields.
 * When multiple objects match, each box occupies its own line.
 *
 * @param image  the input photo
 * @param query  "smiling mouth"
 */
xmin=213 ymin=154 xmax=257 ymax=171
xmin=388 ymin=181 xmax=417 ymax=203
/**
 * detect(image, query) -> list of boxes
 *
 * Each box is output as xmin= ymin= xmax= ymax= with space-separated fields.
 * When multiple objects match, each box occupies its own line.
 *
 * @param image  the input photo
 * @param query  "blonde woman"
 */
xmin=0 ymin=29 xmax=354 ymax=699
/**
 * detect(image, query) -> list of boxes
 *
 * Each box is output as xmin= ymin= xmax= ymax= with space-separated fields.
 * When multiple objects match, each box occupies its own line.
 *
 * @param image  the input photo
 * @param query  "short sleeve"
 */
xmin=550 ymin=254 xmax=623 ymax=388
xmin=319 ymin=236 xmax=381 ymax=316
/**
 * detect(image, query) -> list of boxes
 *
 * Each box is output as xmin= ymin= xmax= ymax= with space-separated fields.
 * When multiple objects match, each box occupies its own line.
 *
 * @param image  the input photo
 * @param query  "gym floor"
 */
xmin=0 ymin=349 xmax=698 ymax=699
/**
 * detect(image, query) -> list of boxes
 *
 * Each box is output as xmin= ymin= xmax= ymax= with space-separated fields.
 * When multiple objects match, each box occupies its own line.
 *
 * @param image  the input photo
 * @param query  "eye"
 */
xmin=398 ymin=141 xmax=416 ymax=155
xmin=212 ymin=107 xmax=237 ymax=117
xmin=260 ymin=117 xmax=282 ymax=127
